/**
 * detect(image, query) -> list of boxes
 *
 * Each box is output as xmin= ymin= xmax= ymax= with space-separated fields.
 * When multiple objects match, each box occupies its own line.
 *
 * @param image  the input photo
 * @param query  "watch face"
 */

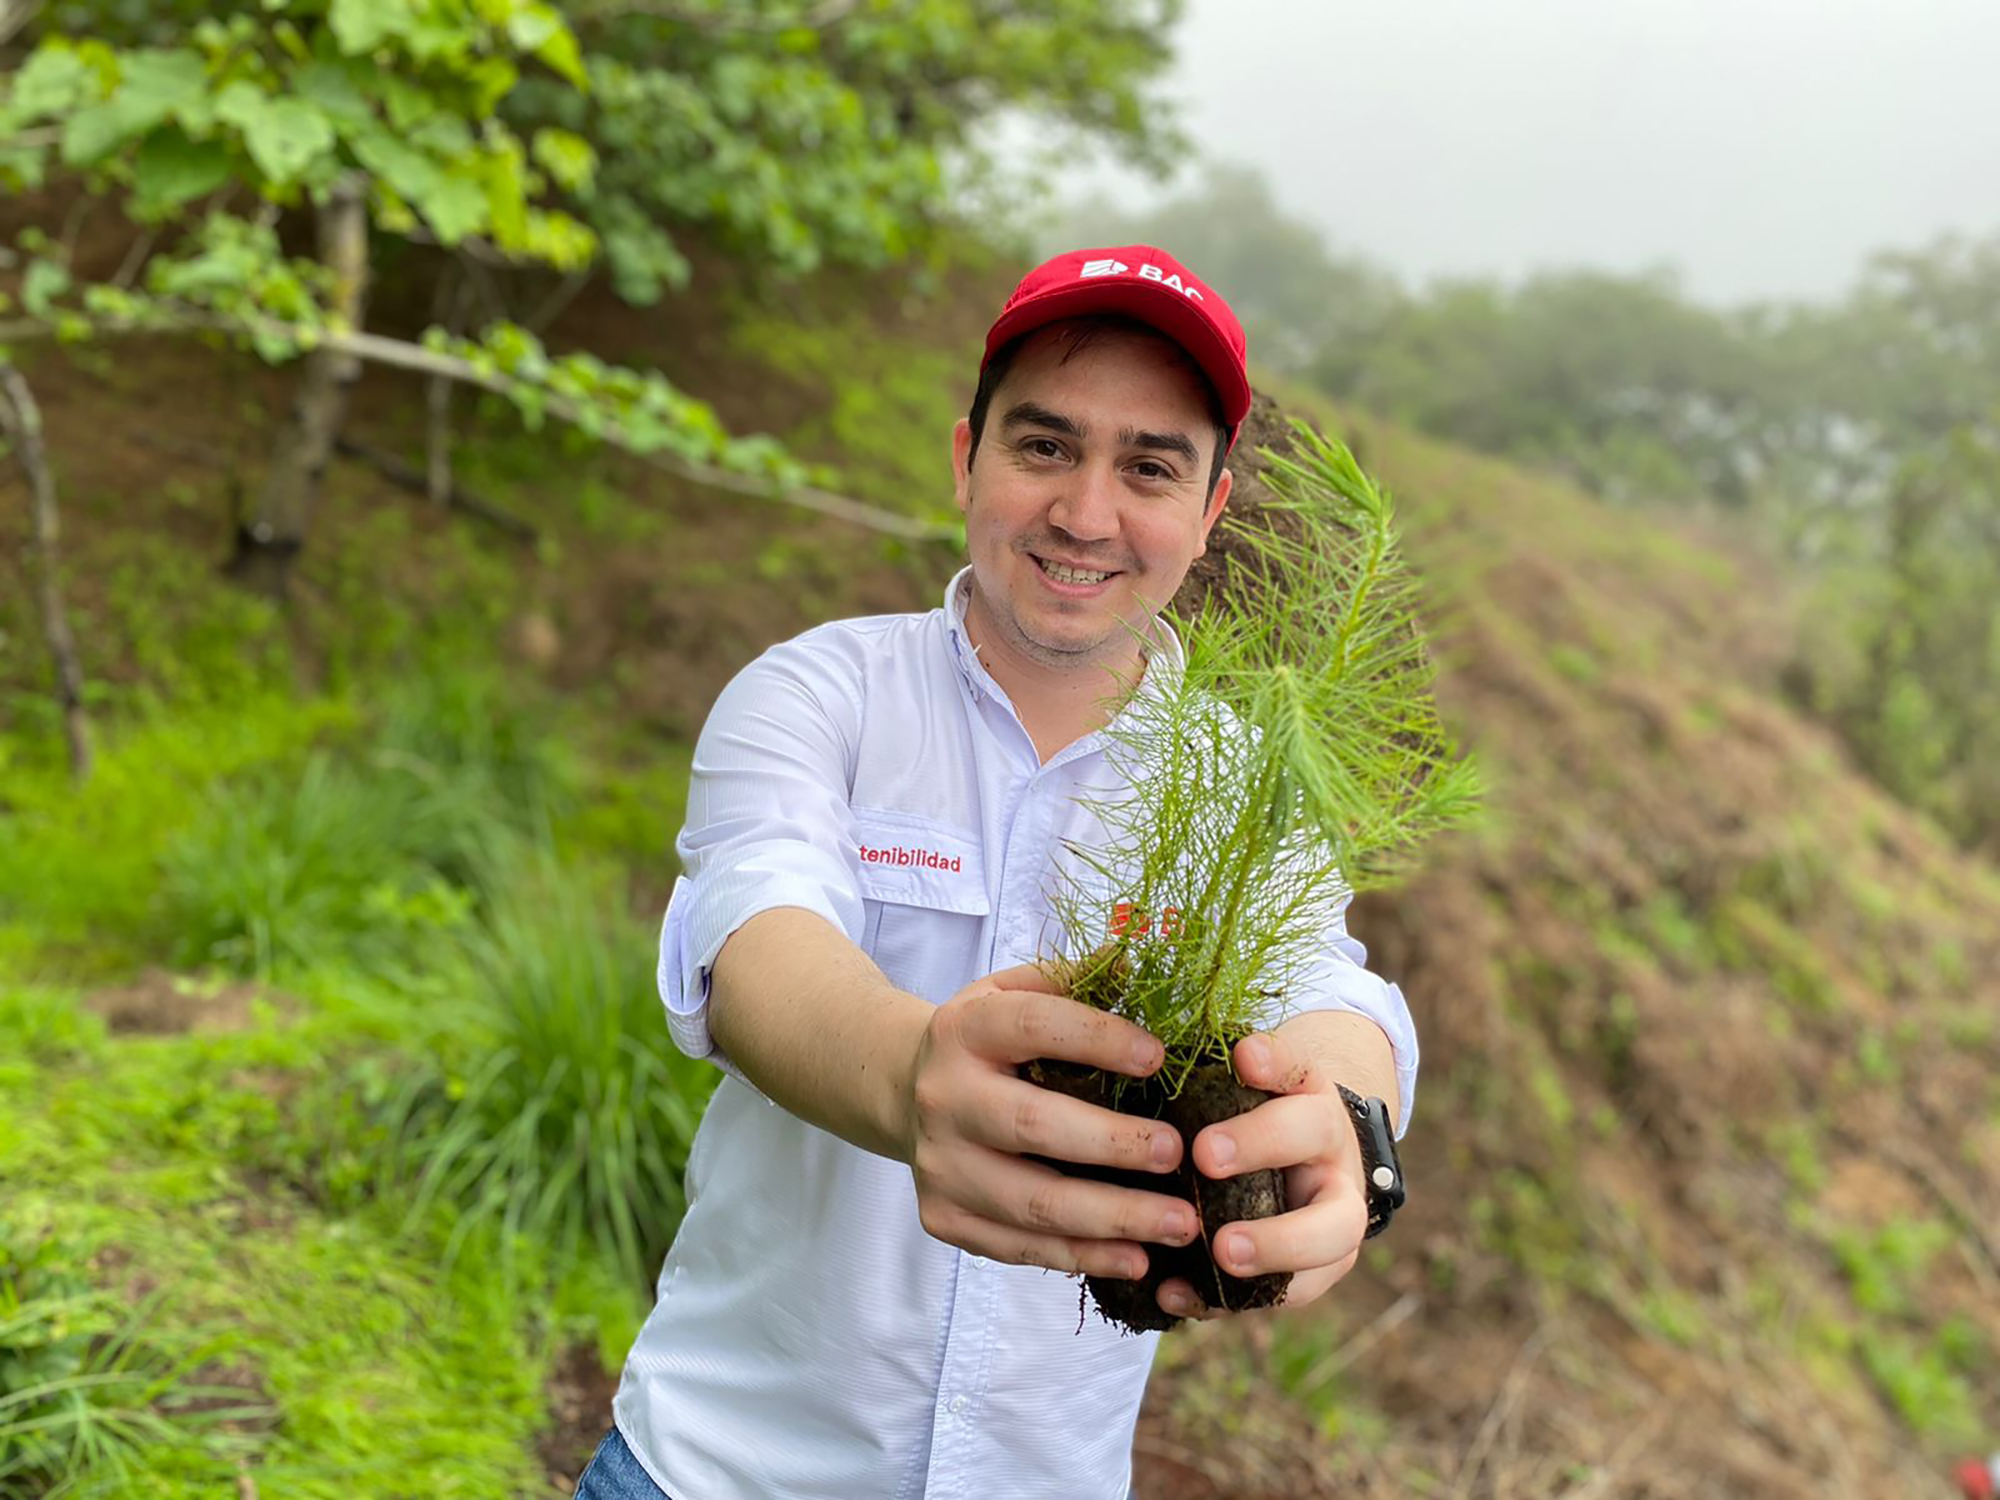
xmin=1336 ymin=1085 xmax=1405 ymax=1235
xmin=1356 ymin=1095 xmax=1406 ymax=1213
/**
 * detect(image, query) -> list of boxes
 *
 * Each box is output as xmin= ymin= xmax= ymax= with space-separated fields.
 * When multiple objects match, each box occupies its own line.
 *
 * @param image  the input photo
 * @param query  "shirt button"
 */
xmin=949 ymin=1395 xmax=968 ymax=1416
xmin=969 ymin=1255 xmax=988 ymax=1269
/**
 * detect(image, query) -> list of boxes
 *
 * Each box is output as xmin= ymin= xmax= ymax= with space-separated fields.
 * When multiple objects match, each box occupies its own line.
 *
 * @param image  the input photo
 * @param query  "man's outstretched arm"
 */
xmin=705 ymin=906 xmax=932 ymax=1160
xmin=708 ymin=906 xmax=1204 ymax=1282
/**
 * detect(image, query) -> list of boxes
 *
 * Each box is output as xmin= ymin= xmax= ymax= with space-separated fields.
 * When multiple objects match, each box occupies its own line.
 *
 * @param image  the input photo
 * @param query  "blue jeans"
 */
xmin=574 ymin=1427 xmax=673 ymax=1499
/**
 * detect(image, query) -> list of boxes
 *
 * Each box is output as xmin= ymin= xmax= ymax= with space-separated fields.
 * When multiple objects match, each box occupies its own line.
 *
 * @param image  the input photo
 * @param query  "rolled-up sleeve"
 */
xmin=1263 ymin=887 xmax=1420 ymax=1139
xmin=658 ymin=635 xmax=866 ymax=1073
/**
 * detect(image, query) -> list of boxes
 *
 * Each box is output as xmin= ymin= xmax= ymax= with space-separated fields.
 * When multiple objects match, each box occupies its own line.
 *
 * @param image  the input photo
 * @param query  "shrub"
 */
xmin=158 ymin=673 xmax=573 ymax=979
xmin=391 ymin=850 xmax=717 ymax=1289
xmin=159 ymin=751 xmax=481 ymax=977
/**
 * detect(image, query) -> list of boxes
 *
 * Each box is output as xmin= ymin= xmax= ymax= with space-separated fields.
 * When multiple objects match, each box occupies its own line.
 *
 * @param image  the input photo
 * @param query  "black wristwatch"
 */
xmin=1336 ymin=1084 xmax=1406 ymax=1239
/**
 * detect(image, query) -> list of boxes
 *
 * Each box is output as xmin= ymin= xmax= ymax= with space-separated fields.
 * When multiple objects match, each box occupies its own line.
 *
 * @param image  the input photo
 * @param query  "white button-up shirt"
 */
xmin=615 ymin=569 xmax=1419 ymax=1500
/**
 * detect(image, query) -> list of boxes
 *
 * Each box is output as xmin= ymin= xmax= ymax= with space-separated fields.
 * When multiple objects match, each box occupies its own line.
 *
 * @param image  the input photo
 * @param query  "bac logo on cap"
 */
xmin=1077 ymin=259 xmax=1204 ymax=302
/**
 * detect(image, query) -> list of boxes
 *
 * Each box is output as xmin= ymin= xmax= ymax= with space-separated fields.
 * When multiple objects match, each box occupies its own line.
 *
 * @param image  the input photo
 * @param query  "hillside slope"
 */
xmin=4 ymin=266 xmax=1995 ymax=1498
xmin=1133 ymin=395 xmax=2000 ymax=1498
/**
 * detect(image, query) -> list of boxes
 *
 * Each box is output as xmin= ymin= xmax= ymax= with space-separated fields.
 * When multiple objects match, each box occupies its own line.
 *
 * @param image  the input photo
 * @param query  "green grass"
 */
xmin=729 ymin=303 xmax=973 ymax=519
xmin=0 ymin=1215 xmax=254 ymax=1500
xmin=0 ymin=644 xmax=705 ymax=1493
xmin=0 ymin=697 xmax=353 ymax=974
xmin=388 ymin=847 xmax=718 ymax=1291
xmin=1858 ymin=1330 xmax=1984 ymax=1446
xmin=1831 ymin=1220 xmax=1954 ymax=1320
xmin=0 ymin=973 xmax=618 ymax=1496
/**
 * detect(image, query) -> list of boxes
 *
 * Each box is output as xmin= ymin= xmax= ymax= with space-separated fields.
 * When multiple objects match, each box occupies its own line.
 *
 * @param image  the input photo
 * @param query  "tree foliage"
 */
xmin=542 ymin=0 xmax=1185 ymax=303
xmin=0 ymin=0 xmax=1186 ymax=543
xmin=0 ymin=0 xmax=797 ymax=522
xmin=8 ymin=6 xmax=594 ymax=262
xmin=34 ymin=0 xmax=1186 ymax=304
xmin=1796 ymin=428 xmax=2000 ymax=855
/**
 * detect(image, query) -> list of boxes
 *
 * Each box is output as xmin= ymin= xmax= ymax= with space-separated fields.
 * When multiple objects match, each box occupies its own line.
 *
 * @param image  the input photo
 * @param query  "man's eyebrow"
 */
xmin=1119 ymin=426 xmax=1200 ymax=466
xmin=1000 ymin=401 xmax=1085 ymax=438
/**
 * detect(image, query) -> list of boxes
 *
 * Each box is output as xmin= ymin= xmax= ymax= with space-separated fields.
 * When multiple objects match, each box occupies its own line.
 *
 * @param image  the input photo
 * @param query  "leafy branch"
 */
xmin=0 ymin=249 xmax=956 ymax=540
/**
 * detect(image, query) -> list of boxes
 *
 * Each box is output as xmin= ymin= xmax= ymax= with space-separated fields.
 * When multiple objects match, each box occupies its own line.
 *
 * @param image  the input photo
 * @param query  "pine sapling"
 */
xmin=1026 ymin=420 xmax=1480 ymax=1333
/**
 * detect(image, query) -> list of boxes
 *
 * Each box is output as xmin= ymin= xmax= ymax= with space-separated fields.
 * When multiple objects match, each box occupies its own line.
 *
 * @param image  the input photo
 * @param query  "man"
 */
xmin=577 ymin=246 xmax=1418 ymax=1499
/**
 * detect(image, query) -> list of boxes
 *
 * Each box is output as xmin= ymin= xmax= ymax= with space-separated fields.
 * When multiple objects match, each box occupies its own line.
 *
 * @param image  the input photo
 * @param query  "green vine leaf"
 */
xmin=291 ymin=61 xmax=376 ymax=131
xmin=347 ymin=122 xmax=442 ymax=206
xmin=22 ymin=259 xmax=71 ymax=318
xmin=236 ymin=96 xmax=338 ymax=185
xmin=327 ymin=0 xmax=412 ymax=56
xmin=57 ymin=49 xmax=208 ymax=167
xmin=414 ymin=171 xmax=486 ymax=245
xmin=130 ymin=129 xmax=235 ymax=215
xmin=7 ymin=44 xmax=96 ymax=118
xmin=529 ymin=127 xmax=594 ymax=193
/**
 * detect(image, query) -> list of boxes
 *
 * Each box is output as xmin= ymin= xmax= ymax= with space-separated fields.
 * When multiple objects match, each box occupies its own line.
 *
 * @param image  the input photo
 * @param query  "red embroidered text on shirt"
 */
xmin=859 ymin=843 xmax=963 ymax=873
xmin=1110 ymin=902 xmax=1183 ymax=938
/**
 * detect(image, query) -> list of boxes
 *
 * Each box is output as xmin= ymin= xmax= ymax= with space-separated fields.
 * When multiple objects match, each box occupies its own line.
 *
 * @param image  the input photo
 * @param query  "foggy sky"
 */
xmin=1061 ymin=0 xmax=2000 ymax=306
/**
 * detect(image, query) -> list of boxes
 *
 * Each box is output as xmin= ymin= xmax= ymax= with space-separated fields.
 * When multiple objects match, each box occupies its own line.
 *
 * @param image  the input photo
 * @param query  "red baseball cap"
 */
xmin=981 ymin=245 xmax=1252 ymax=443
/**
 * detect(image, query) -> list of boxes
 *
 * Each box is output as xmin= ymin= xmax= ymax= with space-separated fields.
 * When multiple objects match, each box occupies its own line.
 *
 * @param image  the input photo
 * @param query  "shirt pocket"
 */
xmin=852 ymin=809 xmax=991 ymax=1004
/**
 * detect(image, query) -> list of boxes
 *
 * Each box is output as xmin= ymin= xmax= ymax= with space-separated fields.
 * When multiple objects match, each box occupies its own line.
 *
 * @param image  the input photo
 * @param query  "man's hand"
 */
xmin=898 ymin=963 xmax=1200 ymax=1282
xmin=1154 ymin=1027 xmax=1374 ymax=1321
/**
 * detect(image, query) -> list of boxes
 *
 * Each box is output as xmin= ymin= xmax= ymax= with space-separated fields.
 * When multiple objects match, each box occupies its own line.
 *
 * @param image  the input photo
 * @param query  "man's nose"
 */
xmin=1047 ymin=461 xmax=1120 ymax=543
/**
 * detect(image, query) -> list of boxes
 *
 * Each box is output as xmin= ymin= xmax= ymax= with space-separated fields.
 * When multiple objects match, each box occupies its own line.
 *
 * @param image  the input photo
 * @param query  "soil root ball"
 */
xmin=1020 ymin=1057 xmax=1291 ymax=1334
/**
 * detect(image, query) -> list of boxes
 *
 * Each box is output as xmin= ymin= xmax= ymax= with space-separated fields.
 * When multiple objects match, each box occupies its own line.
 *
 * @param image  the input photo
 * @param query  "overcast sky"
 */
xmin=1056 ymin=0 xmax=2000 ymax=306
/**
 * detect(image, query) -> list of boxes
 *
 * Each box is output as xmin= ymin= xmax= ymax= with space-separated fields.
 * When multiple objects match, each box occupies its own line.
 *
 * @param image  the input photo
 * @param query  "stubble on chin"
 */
xmin=986 ymin=591 xmax=1109 ymax=669
xmin=992 ymin=578 xmax=1162 ymax=677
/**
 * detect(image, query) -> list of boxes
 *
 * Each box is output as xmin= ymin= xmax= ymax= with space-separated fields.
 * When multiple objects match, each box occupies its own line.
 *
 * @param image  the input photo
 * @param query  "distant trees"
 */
xmin=1074 ymin=169 xmax=2000 ymax=852
xmin=1052 ymin=165 xmax=1400 ymax=379
xmin=1321 ymin=268 xmax=1785 ymax=512
xmin=1798 ymin=429 xmax=2000 ymax=855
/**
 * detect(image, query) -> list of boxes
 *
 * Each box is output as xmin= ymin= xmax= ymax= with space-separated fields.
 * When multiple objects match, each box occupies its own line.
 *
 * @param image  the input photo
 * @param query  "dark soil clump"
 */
xmin=1022 ymin=1056 xmax=1290 ymax=1334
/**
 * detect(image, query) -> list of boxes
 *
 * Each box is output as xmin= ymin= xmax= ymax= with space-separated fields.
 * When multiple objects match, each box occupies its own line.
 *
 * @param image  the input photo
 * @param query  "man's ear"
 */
xmin=1193 ymin=466 xmax=1233 ymax=558
xmin=951 ymin=418 xmax=975 ymax=516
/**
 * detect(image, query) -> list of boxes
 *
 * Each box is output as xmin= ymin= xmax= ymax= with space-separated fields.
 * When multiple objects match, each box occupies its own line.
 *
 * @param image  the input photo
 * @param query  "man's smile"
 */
xmin=1029 ymin=552 xmax=1123 ymax=593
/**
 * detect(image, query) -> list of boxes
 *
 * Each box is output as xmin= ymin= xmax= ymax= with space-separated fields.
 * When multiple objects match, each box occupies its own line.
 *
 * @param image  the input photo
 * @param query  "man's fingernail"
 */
xmin=1163 ymin=1289 xmax=1193 ymax=1315
xmin=1239 ymin=1037 xmax=1272 ymax=1076
xmin=1131 ymin=1040 xmax=1158 ymax=1072
xmin=1207 ymin=1132 xmax=1236 ymax=1171
xmin=1223 ymin=1232 xmax=1254 ymax=1271
xmin=1150 ymin=1132 xmax=1177 ymax=1169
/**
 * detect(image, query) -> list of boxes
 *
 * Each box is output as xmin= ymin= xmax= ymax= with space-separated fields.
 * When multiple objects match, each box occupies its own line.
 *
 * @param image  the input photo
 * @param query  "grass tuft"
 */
xmin=0 ymin=1221 xmax=259 ymax=1499
xmin=388 ymin=848 xmax=716 ymax=1291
